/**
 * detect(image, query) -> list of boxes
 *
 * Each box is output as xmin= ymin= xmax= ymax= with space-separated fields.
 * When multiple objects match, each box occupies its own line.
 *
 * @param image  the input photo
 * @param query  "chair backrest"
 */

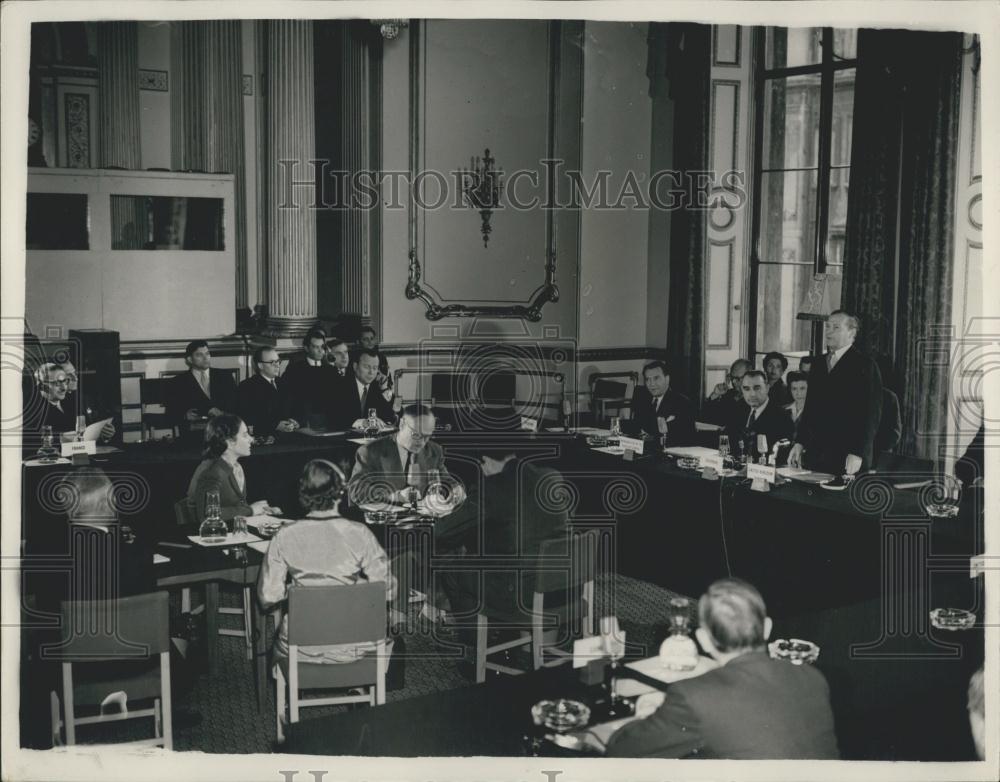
xmin=54 ymin=591 xmax=170 ymax=661
xmin=287 ymin=582 xmax=387 ymax=646
xmin=534 ymin=529 xmax=599 ymax=594
xmin=173 ymin=498 xmax=196 ymax=526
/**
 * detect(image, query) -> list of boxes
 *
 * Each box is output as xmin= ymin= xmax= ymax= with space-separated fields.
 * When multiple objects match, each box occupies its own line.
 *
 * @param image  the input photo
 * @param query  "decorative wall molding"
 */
xmin=242 ymin=73 xmax=253 ymax=96
xmin=712 ymin=25 xmax=742 ymax=67
xmin=138 ymin=68 xmax=168 ymax=91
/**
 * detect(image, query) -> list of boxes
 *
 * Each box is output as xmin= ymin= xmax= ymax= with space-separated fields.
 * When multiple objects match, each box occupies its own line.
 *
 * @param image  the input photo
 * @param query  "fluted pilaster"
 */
xmin=265 ymin=20 xmax=318 ymax=336
xmin=339 ymin=24 xmax=370 ymax=317
xmin=97 ymin=22 xmax=141 ymax=169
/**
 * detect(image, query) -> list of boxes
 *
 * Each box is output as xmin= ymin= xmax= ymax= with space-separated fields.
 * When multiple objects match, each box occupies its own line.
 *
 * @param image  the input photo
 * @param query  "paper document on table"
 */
xmin=244 ymin=515 xmax=281 ymax=532
xmin=664 ymin=446 xmax=718 ymax=460
xmin=187 ymin=531 xmax=263 ymax=547
xmin=615 ymin=655 xmax=719 ymax=697
xmin=83 ymin=418 xmax=112 ymax=441
xmin=776 ymin=467 xmax=836 ymax=484
xmin=695 ymin=421 xmax=723 ymax=432
xmin=571 ymin=427 xmax=612 ymax=436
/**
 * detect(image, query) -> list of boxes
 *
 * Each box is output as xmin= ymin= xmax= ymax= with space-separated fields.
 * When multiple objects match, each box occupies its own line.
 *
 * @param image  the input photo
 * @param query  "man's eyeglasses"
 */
xmin=47 ymin=379 xmax=70 ymax=386
xmin=259 ymin=360 xmax=282 ymax=366
xmin=403 ymin=421 xmax=432 ymax=439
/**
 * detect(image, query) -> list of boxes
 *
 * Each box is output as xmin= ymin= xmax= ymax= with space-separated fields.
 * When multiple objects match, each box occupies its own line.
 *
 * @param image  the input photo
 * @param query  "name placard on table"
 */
xmin=746 ymin=462 xmax=777 ymax=483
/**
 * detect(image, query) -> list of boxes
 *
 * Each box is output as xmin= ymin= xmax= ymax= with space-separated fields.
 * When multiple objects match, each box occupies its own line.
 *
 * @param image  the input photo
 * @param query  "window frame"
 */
xmin=747 ymin=27 xmax=858 ymax=360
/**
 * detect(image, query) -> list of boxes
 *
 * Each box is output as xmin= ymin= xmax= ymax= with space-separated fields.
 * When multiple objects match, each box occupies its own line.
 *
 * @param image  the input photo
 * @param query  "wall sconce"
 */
xmin=459 ymin=149 xmax=503 ymax=248
xmin=371 ymin=19 xmax=408 ymax=40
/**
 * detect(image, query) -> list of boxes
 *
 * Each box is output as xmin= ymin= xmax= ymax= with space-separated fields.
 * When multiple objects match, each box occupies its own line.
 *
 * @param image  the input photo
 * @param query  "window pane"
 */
xmin=756 ymin=264 xmax=816 ymax=354
xmin=827 ymin=167 xmax=850 ymax=265
xmin=763 ymin=74 xmax=821 ymax=169
xmin=765 ymin=27 xmax=822 ymax=69
xmin=759 ymin=170 xmax=819 ymax=263
xmin=831 ymin=69 xmax=855 ymax=166
xmin=111 ymin=195 xmax=225 ymax=250
xmin=26 ymin=193 xmax=89 ymax=249
xmin=832 ymin=29 xmax=857 ymax=60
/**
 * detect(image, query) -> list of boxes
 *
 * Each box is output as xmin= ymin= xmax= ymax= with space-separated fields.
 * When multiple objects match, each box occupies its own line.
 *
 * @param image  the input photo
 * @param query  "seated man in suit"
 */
xmin=281 ymin=328 xmax=340 ymax=430
xmin=58 ymin=360 xmax=116 ymax=441
xmin=334 ymin=348 xmax=397 ymax=431
xmin=166 ymin=340 xmax=238 ymax=437
xmin=626 ymin=360 xmax=696 ymax=446
xmin=237 ymin=346 xmax=299 ymax=436
xmin=763 ymin=351 xmax=792 ymax=406
xmin=326 ymin=338 xmax=352 ymax=382
xmin=726 ymin=370 xmax=794 ymax=460
xmin=789 ymin=310 xmax=883 ymax=476
xmin=347 ymin=403 xmax=459 ymax=506
xmin=31 ymin=363 xmax=116 ymax=441
xmin=601 ymin=578 xmax=839 ymax=759
xmin=358 ymin=325 xmax=392 ymax=389
xmin=701 ymin=358 xmax=751 ymax=426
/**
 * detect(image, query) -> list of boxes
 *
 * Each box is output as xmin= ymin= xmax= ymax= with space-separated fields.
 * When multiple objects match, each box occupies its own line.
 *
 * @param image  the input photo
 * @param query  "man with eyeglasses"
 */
xmin=32 ymin=363 xmax=115 ymax=440
xmin=347 ymin=403 xmax=460 ymax=506
xmin=237 ymin=346 xmax=299 ymax=435
xmin=58 ymin=359 xmax=117 ymax=441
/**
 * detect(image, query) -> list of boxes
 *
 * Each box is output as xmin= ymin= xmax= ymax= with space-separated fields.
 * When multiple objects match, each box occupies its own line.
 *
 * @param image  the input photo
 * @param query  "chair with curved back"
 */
xmin=274 ymin=581 xmax=389 ymax=743
xmin=475 ymin=528 xmax=598 ymax=682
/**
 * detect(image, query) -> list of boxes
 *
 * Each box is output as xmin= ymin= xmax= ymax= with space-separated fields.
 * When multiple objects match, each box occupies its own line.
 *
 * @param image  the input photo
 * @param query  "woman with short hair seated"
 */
xmin=257 ymin=459 xmax=397 ymax=663
xmin=186 ymin=414 xmax=280 ymax=522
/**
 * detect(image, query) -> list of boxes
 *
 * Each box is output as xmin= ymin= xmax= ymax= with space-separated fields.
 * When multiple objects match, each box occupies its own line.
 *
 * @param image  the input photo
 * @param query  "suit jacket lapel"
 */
xmin=191 ymin=370 xmax=211 ymax=402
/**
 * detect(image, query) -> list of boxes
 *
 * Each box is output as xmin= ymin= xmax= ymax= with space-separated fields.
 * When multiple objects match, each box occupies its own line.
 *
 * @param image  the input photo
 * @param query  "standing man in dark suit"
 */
xmin=237 ymin=346 xmax=299 ymax=436
xmin=334 ymin=348 xmax=397 ymax=431
xmin=626 ymin=360 xmax=696 ymax=445
xmin=600 ymin=578 xmax=839 ymax=759
xmin=280 ymin=328 xmax=340 ymax=430
xmin=165 ymin=340 xmax=238 ymax=437
xmin=788 ymin=310 xmax=883 ymax=475
xmin=725 ymin=370 xmax=794 ymax=458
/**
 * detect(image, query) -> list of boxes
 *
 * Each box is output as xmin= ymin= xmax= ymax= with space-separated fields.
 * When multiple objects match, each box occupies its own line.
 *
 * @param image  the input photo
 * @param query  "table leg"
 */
xmin=254 ymin=599 xmax=267 ymax=712
xmin=205 ymin=582 xmax=219 ymax=673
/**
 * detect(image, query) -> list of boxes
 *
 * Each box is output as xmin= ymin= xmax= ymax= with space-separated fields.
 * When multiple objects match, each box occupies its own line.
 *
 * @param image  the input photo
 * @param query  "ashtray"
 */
xmin=930 ymin=608 xmax=975 ymax=631
xmin=363 ymin=509 xmax=395 ymax=525
xmin=820 ymin=475 xmax=853 ymax=491
xmin=925 ymin=502 xmax=960 ymax=518
xmin=531 ymin=699 xmax=591 ymax=733
xmin=768 ymin=638 xmax=820 ymax=665
xmin=676 ymin=457 xmax=701 ymax=470
xmin=258 ymin=518 xmax=284 ymax=537
xmin=586 ymin=436 xmax=609 ymax=448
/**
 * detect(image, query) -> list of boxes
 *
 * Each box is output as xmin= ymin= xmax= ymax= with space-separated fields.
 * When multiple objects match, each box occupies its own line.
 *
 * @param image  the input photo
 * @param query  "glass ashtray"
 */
xmin=531 ymin=699 xmax=591 ymax=733
xmin=768 ymin=638 xmax=820 ymax=665
xmin=930 ymin=608 xmax=975 ymax=631
xmin=925 ymin=502 xmax=960 ymax=518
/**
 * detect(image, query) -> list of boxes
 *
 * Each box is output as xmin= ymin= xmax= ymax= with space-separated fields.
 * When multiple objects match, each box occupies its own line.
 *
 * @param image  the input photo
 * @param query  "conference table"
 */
xmin=19 ymin=427 xmax=986 ymax=755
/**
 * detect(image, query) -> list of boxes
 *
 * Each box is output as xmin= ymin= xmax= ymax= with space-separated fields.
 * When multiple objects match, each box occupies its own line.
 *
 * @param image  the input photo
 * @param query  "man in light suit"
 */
xmin=602 ymin=578 xmax=839 ymax=759
xmin=347 ymin=403 xmax=459 ymax=506
xmin=165 ymin=340 xmax=238 ymax=437
xmin=626 ymin=360 xmax=696 ymax=445
xmin=789 ymin=310 xmax=883 ymax=475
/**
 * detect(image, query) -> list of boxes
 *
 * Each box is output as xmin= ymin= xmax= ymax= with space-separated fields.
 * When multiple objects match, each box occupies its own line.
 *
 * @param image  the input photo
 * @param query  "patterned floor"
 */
xmin=52 ymin=573 xmax=681 ymax=753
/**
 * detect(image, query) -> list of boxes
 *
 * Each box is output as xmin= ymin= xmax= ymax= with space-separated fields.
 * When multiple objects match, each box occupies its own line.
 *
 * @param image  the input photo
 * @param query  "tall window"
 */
xmin=749 ymin=28 xmax=857 ymax=362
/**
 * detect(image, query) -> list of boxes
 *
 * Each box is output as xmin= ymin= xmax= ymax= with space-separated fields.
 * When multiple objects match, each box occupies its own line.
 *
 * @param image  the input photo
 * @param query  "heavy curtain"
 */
xmin=654 ymin=22 xmax=711 ymax=403
xmin=842 ymin=30 xmax=964 ymax=459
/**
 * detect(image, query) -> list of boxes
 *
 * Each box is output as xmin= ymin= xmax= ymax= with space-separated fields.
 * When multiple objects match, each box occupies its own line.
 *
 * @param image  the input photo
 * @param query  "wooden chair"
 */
xmin=173 ymin=498 xmax=252 ymax=658
xmin=49 ymin=592 xmax=172 ymax=749
xmin=588 ymin=371 xmax=638 ymax=427
xmin=274 ymin=582 xmax=389 ymax=743
xmin=475 ymin=529 xmax=598 ymax=682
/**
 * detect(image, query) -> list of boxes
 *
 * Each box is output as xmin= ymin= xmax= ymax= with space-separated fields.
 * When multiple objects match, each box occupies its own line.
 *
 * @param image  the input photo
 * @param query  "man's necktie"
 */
xmin=403 ymin=450 xmax=416 ymax=488
xmin=826 ymin=351 xmax=835 ymax=371
xmin=746 ymin=408 xmax=755 ymax=428
xmin=198 ymin=371 xmax=210 ymax=397
xmin=360 ymin=385 xmax=368 ymax=416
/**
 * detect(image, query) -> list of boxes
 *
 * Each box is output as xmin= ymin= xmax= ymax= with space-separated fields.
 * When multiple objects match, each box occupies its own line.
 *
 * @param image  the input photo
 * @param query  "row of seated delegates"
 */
xmin=186 ymin=415 xmax=282 ymax=522
xmin=625 ymin=360 xmax=697 ymax=445
xmin=593 ymin=577 xmax=840 ymax=759
xmin=31 ymin=362 xmax=116 ymax=441
xmin=165 ymin=340 xmax=238 ymax=439
xmin=257 ymin=459 xmax=398 ymax=665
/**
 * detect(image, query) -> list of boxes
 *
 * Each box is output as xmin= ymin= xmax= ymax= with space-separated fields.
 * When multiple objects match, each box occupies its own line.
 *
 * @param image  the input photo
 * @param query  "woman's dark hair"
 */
xmin=202 ymin=414 xmax=244 ymax=459
xmin=786 ymin=371 xmax=808 ymax=387
xmin=298 ymin=459 xmax=347 ymax=512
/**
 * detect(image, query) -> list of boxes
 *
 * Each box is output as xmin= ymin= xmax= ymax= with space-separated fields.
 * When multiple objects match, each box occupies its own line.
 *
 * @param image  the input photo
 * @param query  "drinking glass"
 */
xmin=609 ymin=417 xmax=622 ymax=437
xmin=718 ymin=434 xmax=730 ymax=459
xmin=36 ymin=425 xmax=58 ymax=462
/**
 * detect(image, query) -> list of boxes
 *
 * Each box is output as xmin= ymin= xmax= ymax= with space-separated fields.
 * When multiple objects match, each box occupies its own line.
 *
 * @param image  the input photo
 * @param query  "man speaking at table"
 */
xmin=788 ymin=310 xmax=883 ymax=476
xmin=601 ymin=578 xmax=839 ymax=759
xmin=725 ymin=370 xmax=794 ymax=457
xmin=626 ymin=360 xmax=696 ymax=445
